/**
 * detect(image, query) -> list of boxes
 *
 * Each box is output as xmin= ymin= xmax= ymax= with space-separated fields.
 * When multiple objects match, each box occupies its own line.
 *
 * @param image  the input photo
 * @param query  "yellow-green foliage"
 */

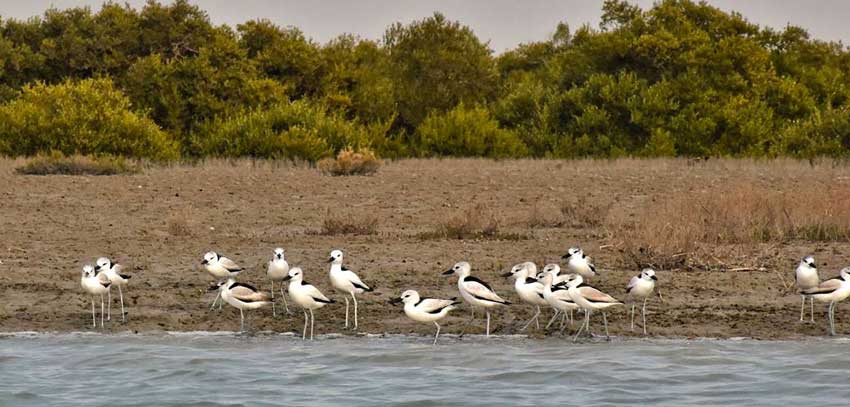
xmin=194 ymin=100 xmax=378 ymax=161
xmin=414 ymin=105 xmax=527 ymax=158
xmin=0 ymin=78 xmax=177 ymax=160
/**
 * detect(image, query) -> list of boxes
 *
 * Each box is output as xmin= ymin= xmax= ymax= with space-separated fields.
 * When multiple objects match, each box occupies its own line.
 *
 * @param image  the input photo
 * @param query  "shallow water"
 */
xmin=0 ymin=333 xmax=847 ymax=406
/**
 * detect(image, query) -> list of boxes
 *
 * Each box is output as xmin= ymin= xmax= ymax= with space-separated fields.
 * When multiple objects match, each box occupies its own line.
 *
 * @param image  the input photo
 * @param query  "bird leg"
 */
xmin=520 ymin=306 xmax=540 ymax=332
xmin=119 ymin=285 xmax=126 ymax=323
xmin=271 ymin=281 xmax=276 ymax=317
xmin=573 ymin=311 xmax=588 ymax=342
xmin=810 ymin=297 xmax=814 ymax=323
xmin=603 ymin=312 xmax=610 ymax=340
xmin=800 ymin=295 xmax=806 ymax=322
xmin=280 ymin=287 xmax=291 ymax=314
xmin=433 ymin=322 xmax=441 ymax=346
xmin=344 ymin=297 xmax=349 ymax=329
xmin=100 ymin=295 xmax=105 ymax=328
xmin=545 ymin=310 xmax=560 ymax=329
xmin=107 ymin=289 xmax=111 ymax=321
xmin=486 ymin=312 xmax=491 ymax=337
xmin=642 ymin=297 xmax=648 ymax=335
xmin=302 ymin=311 xmax=308 ymax=340
xmin=310 ymin=308 xmax=315 ymax=340
xmin=352 ymin=293 xmax=359 ymax=331
xmin=240 ymin=308 xmax=245 ymax=332
xmin=630 ymin=304 xmax=636 ymax=331
xmin=91 ymin=297 xmax=96 ymax=328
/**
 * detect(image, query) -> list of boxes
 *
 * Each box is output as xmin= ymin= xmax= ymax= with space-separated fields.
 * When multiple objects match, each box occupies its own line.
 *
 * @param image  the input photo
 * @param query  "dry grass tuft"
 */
xmin=317 ymin=147 xmax=382 ymax=176
xmin=320 ymin=210 xmax=379 ymax=235
xmin=421 ymin=204 xmax=527 ymax=240
xmin=16 ymin=153 xmax=139 ymax=175
xmin=166 ymin=210 xmax=195 ymax=237
xmin=560 ymin=196 xmax=609 ymax=228
xmin=611 ymin=182 xmax=850 ymax=269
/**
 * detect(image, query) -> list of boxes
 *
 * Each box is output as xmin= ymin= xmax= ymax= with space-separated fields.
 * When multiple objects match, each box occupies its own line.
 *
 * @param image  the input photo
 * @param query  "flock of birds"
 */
xmin=80 ymin=248 xmax=850 ymax=344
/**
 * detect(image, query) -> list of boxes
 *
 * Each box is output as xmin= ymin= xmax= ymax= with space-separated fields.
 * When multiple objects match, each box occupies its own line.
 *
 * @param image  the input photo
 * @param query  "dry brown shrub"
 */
xmin=317 ymin=147 xmax=382 ymax=176
xmin=560 ymin=196 xmax=609 ymax=228
xmin=421 ymin=204 xmax=526 ymax=240
xmin=320 ymin=210 xmax=378 ymax=235
xmin=612 ymin=182 xmax=850 ymax=269
xmin=167 ymin=211 xmax=194 ymax=237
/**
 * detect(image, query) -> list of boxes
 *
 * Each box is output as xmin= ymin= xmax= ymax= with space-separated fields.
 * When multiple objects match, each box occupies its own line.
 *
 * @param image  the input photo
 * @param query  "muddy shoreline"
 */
xmin=1 ymin=158 xmax=848 ymax=339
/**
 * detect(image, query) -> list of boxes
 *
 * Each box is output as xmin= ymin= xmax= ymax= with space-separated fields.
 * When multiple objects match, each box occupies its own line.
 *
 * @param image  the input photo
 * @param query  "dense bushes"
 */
xmin=194 ymin=100 xmax=379 ymax=161
xmin=0 ymin=78 xmax=177 ymax=160
xmin=1 ymin=0 xmax=850 ymax=160
xmin=414 ymin=105 xmax=526 ymax=157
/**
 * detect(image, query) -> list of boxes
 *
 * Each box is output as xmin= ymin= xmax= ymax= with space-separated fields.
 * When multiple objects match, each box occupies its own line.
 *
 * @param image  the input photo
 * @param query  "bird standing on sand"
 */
xmin=95 ymin=257 xmax=131 ymax=323
xmin=502 ymin=262 xmax=548 ymax=331
xmin=801 ymin=267 xmax=850 ymax=336
xmin=328 ymin=249 xmax=374 ymax=330
xmin=562 ymin=247 xmax=598 ymax=279
xmin=795 ymin=256 xmax=820 ymax=323
xmin=285 ymin=267 xmax=335 ymax=340
xmin=212 ymin=278 xmax=272 ymax=332
xmin=201 ymin=251 xmax=243 ymax=310
xmin=539 ymin=264 xmax=581 ymax=333
xmin=564 ymin=274 xmax=623 ymax=341
xmin=390 ymin=290 xmax=460 ymax=345
xmin=443 ymin=261 xmax=510 ymax=336
xmin=81 ymin=265 xmax=111 ymax=328
xmin=267 ymin=248 xmax=291 ymax=316
xmin=627 ymin=268 xmax=657 ymax=335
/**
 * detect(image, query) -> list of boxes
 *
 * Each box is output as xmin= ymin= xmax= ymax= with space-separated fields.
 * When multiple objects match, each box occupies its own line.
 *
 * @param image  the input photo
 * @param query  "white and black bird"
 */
xmin=801 ymin=267 xmax=850 ymax=336
xmin=627 ymin=268 xmax=657 ymax=335
xmin=501 ymin=262 xmax=548 ymax=331
xmin=564 ymin=274 xmax=623 ymax=341
xmin=390 ymin=290 xmax=460 ymax=345
xmin=562 ymin=247 xmax=598 ymax=279
xmin=95 ymin=257 xmax=131 ymax=323
xmin=443 ymin=261 xmax=510 ymax=336
xmin=80 ymin=264 xmax=111 ymax=328
xmin=201 ymin=251 xmax=243 ymax=311
xmin=267 ymin=248 xmax=291 ymax=317
xmin=328 ymin=249 xmax=374 ymax=330
xmin=210 ymin=278 xmax=272 ymax=332
xmin=795 ymin=256 xmax=820 ymax=323
xmin=284 ymin=267 xmax=335 ymax=340
xmin=539 ymin=264 xmax=581 ymax=333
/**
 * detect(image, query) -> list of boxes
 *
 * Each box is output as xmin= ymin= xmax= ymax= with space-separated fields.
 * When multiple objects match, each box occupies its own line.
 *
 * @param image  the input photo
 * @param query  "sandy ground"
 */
xmin=2 ymin=158 xmax=849 ymax=339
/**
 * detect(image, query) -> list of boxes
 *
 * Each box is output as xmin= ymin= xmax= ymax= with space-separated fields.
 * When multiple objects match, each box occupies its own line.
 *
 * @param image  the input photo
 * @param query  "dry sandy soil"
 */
xmin=2 ymin=158 xmax=849 ymax=339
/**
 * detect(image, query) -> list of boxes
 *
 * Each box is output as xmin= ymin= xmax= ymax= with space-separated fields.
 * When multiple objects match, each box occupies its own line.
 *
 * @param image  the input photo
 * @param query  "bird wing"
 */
xmin=803 ymin=278 xmax=842 ymax=295
xmin=230 ymin=284 xmax=270 ymax=302
xmin=341 ymin=269 xmax=371 ymax=291
xmin=578 ymin=286 xmax=620 ymax=303
xmin=418 ymin=298 xmax=457 ymax=313
xmin=304 ymin=284 xmax=333 ymax=303
xmin=627 ymin=276 xmax=640 ymax=293
xmin=219 ymin=257 xmax=242 ymax=272
xmin=462 ymin=278 xmax=508 ymax=303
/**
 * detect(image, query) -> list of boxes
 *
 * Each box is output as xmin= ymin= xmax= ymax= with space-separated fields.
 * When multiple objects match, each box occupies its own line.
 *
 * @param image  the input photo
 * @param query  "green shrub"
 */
xmin=16 ymin=152 xmax=140 ymax=175
xmin=193 ymin=100 xmax=380 ymax=161
xmin=413 ymin=104 xmax=527 ymax=158
xmin=0 ymin=78 xmax=178 ymax=160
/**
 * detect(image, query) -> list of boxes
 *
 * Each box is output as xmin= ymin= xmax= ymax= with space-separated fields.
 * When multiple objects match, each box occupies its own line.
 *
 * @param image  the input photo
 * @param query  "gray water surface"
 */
xmin=0 ymin=333 xmax=847 ymax=406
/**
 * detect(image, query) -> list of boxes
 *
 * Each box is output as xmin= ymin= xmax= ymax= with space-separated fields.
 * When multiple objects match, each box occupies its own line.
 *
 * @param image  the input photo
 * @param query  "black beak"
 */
xmin=561 ymin=253 xmax=569 ymax=259
xmin=442 ymin=269 xmax=454 ymax=276
xmin=94 ymin=265 xmax=101 ymax=271
xmin=282 ymin=275 xmax=292 ymax=281
xmin=389 ymin=297 xmax=403 ymax=305
xmin=207 ymin=285 xmax=219 ymax=291
xmin=201 ymin=260 xmax=208 ymax=265
xmin=651 ymin=275 xmax=657 ymax=281
xmin=327 ymin=257 xmax=334 ymax=263
xmin=500 ymin=271 xmax=513 ymax=278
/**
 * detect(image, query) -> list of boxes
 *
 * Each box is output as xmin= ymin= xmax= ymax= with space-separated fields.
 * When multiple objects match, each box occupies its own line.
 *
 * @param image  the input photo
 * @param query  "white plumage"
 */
xmin=626 ymin=268 xmax=657 ymax=335
xmin=795 ymin=256 xmax=819 ymax=323
xmin=502 ymin=262 xmax=548 ymax=331
xmin=391 ymin=290 xmax=459 ymax=345
xmin=267 ymin=247 xmax=291 ymax=316
xmin=80 ymin=264 xmax=110 ymax=328
xmin=328 ymin=249 xmax=374 ymax=330
xmin=285 ymin=267 xmax=335 ymax=340
xmin=443 ymin=261 xmax=509 ymax=336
